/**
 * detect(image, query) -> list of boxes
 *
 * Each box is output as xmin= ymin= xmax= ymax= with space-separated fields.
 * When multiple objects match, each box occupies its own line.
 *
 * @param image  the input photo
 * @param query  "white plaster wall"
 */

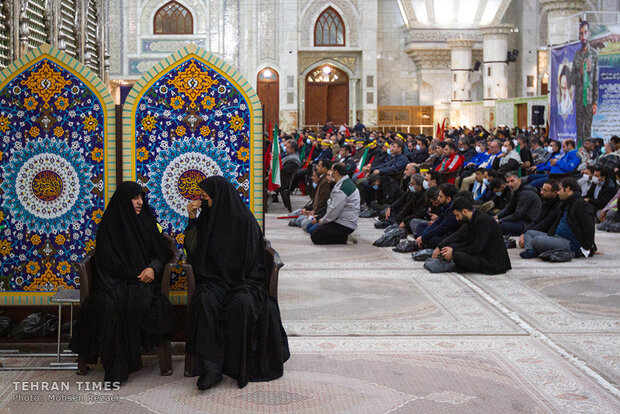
xmin=377 ymin=0 xmax=418 ymax=106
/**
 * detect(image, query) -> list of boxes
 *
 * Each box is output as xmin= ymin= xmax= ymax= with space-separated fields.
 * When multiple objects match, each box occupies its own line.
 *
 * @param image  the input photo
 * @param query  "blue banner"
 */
xmin=549 ymin=43 xmax=580 ymax=142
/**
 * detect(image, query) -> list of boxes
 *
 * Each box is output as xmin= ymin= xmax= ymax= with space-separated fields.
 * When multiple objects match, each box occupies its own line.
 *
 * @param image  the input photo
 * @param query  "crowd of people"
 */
xmin=276 ymin=123 xmax=620 ymax=274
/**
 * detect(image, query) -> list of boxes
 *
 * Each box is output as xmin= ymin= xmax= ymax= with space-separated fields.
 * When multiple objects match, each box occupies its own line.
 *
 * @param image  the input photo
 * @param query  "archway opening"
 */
xmin=305 ymin=64 xmax=349 ymax=126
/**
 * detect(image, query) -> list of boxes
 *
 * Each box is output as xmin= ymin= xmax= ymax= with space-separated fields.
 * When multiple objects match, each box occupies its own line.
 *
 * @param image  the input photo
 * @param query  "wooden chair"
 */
xmin=182 ymin=237 xmax=283 ymax=377
xmin=74 ymin=233 xmax=178 ymax=376
xmin=438 ymin=166 xmax=462 ymax=184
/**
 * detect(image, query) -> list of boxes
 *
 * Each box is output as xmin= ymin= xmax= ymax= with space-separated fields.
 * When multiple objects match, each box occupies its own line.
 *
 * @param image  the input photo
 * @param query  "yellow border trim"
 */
xmin=121 ymin=44 xmax=263 ymax=226
xmin=0 ymin=44 xmax=116 ymax=204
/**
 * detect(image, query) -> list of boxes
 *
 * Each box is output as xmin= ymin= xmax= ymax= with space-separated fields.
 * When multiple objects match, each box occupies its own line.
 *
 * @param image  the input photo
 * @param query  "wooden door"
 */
xmin=257 ymin=68 xmax=279 ymax=130
xmin=305 ymin=84 xmax=328 ymax=126
xmin=305 ymin=65 xmax=349 ymax=126
xmin=327 ymin=84 xmax=348 ymax=125
xmin=516 ymin=103 xmax=528 ymax=129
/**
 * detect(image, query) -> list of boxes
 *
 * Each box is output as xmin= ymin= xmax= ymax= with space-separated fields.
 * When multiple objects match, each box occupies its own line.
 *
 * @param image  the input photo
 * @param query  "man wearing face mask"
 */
xmin=529 ymin=139 xmax=549 ymax=165
xmin=457 ymin=137 xmax=476 ymax=163
xmin=584 ymin=167 xmax=617 ymax=212
xmin=376 ymin=174 xmax=427 ymax=230
xmin=527 ymin=140 xmax=563 ymax=183
xmin=493 ymin=140 xmax=522 ymax=175
xmin=458 ymin=141 xmax=490 ymax=190
xmin=529 ymin=139 xmax=580 ymax=189
xmin=431 ymin=197 xmax=511 ymax=274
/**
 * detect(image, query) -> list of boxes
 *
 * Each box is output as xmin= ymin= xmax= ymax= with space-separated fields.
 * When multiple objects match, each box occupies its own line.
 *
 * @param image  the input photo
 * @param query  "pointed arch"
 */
xmin=154 ymin=0 xmax=194 ymax=34
xmin=0 ymin=43 xmax=115 ymax=299
xmin=314 ymin=7 xmax=346 ymax=46
xmin=122 ymin=44 xmax=263 ymax=233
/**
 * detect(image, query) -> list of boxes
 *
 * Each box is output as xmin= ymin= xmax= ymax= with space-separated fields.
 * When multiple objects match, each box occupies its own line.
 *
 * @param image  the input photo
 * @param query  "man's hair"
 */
xmin=490 ymin=178 xmax=505 ymax=190
xmin=331 ymin=162 xmax=347 ymax=176
xmin=319 ymin=159 xmax=333 ymax=170
xmin=425 ymin=186 xmax=440 ymax=201
xmin=411 ymin=173 xmax=425 ymax=187
xmin=286 ymin=139 xmax=298 ymax=151
xmin=594 ymin=167 xmax=609 ymax=178
xmin=341 ymin=144 xmax=352 ymax=153
xmin=417 ymin=137 xmax=428 ymax=147
xmin=393 ymin=139 xmax=405 ymax=151
xmin=485 ymin=169 xmax=498 ymax=179
xmin=426 ymin=170 xmax=440 ymax=183
xmin=505 ymin=139 xmax=515 ymax=150
xmin=561 ymin=177 xmax=581 ymax=193
xmin=459 ymin=137 xmax=470 ymax=147
xmin=505 ymin=172 xmax=520 ymax=181
xmin=580 ymin=20 xmax=590 ymax=31
xmin=437 ymin=141 xmax=447 ymax=148
xmin=438 ymin=183 xmax=458 ymax=200
xmin=544 ymin=180 xmax=559 ymax=192
xmin=454 ymin=190 xmax=474 ymax=203
xmin=367 ymin=173 xmax=380 ymax=184
xmin=452 ymin=196 xmax=474 ymax=212
xmin=550 ymin=140 xmax=561 ymax=150
xmin=445 ymin=141 xmax=457 ymax=151
xmin=531 ymin=138 xmax=541 ymax=147
xmin=564 ymin=139 xmax=576 ymax=149
xmin=475 ymin=167 xmax=486 ymax=174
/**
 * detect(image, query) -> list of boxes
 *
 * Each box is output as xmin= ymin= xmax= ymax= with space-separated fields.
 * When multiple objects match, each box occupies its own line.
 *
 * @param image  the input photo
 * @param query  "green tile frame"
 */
xmin=121 ymin=44 xmax=264 ymax=228
xmin=0 ymin=44 xmax=116 ymax=306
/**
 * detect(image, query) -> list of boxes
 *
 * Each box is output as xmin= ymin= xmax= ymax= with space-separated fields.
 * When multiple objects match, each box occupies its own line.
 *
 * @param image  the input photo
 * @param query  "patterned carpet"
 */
xmin=1 ymin=194 xmax=618 ymax=413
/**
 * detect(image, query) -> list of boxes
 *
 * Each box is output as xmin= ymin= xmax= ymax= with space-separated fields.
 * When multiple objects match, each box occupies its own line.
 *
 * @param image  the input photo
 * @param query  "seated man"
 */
xmin=337 ymin=144 xmax=357 ymax=176
xmin=529 ymin=139 xmax=580 ymax=189
xmin=529 ymin=138 xmax=549 ymax=166
xmin=414 ymin=184 xmax=459 ymax=249
xmin=290 ymin=161 xmax=332 ymax=230
xmin=368 ymin=140 xmax=409 ymax=177
xmin=584 ymin=167 xmax=618 ymax=213
xmin=526 ymin=139 xmax=562 ymax=186
xmin=408 ymin=137 xmax=429 ymax=164
xmin=310 ymin=163 xmax=360 ymax=245
xmin=379 ymin=174 xmax=427 ymax=230
xmin=435 ymin=141 xmax=464 ymax=175
xmin=279 ymin=139 xmax=302 ymax=212
xmin=496 ymin=173 xmax=542 ymax=236
xmin=597 ymin=169 xmax=620 ymax=230
xmin=517 ymin=180 xmax=560 ymax=248
xmin=459 ymin=139 xmax=502 ymax=190
xmin=433 ymin=197 xmax=511 ymax=274
xmin=493 ymin=139 xmax=522 ymax=175
xmin=360 ymin=173 xmax=402 ymax=214
xmin=457 ymin=136 xmax=476 ymax=163
xmin=521 ymin=178 xmax=596 ymax=258
xmin=475 ymin=176 xmax=508 ymax=214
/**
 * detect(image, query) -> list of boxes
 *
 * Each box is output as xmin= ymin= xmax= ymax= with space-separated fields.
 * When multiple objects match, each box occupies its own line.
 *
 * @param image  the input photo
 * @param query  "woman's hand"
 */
xmin=138 ymin=267 xmax=155 ymax=283
xmin=187 ymin=200 xmax=201 ymax=219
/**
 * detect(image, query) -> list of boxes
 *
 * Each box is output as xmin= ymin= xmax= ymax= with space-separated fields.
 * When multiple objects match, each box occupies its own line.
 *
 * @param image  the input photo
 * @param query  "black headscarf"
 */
xmin=95 ymin=181 xmax=170 ymax=285
xmin=189 ymin=176 xmax=265 ymax=290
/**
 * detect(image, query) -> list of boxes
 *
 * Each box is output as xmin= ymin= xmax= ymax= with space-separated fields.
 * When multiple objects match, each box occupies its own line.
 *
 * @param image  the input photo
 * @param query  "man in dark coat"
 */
xmin=521 ymin=178 xmax=596 ymax=258
xmin=434 ymin=197 xmax=511 ymax=274
xmin=496 ymin=173 xmax=542 ymax=236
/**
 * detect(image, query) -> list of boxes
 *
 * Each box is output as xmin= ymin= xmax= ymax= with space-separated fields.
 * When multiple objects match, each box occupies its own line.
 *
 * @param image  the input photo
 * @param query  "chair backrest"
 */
xmin=264 ymin=238 xmax=283 ymax=301
xmin=76 ymin=233 xmax=177 ymax=303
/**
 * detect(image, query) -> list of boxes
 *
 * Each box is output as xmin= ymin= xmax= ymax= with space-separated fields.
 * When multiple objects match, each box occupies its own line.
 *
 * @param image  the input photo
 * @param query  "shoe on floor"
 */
xmin=519 ymin=249 xmax=537 ymax=259
xmin=374 ymin=221 xmax=390 ymax=229
xmin=346 ymin=234 xmax=358 ymax=244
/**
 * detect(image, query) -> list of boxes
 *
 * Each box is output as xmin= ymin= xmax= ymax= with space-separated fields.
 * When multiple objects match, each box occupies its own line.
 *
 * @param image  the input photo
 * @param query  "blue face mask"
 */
xmin=423 ymin=180 xmax=430 ymax=190
xmin=312 ymin=182 xmax=318 ymax=188
xmin=483 ymin=178 xmax=490 ymax=186
xmin=495 ymin=191 xmax=502 ymax=196
xmin=372 ymin=185 xmax=379 ymax=190
xmin=601 ymin=147 xmax=607 ymax=154
xmin=387 ymin=149 xmax=392 ymax=155
xmin=306 ymin=138 xmax=311 ymax=144
xmin=408 ymin=184 xmax=416 ymax=192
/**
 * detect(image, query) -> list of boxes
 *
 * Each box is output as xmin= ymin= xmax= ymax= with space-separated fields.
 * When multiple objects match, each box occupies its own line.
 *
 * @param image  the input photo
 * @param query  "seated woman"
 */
xmin=184 ymin=176 xmax=290 ymax=390
xmin=70 ymin=181 xmax=176 ymax=383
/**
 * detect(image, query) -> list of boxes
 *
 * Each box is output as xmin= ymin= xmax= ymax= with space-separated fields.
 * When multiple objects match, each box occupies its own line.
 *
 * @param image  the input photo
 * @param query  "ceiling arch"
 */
xmin=398 ymin=0 xmax=512 ymax=28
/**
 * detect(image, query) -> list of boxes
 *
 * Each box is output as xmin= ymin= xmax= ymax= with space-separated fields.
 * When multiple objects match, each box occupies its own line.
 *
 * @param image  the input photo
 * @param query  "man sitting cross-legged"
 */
xmin=431 ymin=197 xmax=512 ymax=274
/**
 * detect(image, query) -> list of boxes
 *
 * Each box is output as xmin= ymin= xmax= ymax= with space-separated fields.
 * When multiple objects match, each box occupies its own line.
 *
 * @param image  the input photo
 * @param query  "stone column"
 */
xmin=482 ymin=25 xmax=512 ymax=103
xmin=447 ymin=39 xmax=475 ymax=103
xmin=541 ymin=0 xmax=586 ymax=46
xmin=405 ymin=47 xmax=451 ymax=133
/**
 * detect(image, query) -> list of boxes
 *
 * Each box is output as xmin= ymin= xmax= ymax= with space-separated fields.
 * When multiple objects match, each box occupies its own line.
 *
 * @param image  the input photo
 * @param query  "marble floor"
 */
xmin=1 ymin=194 xmax=619 ymax=413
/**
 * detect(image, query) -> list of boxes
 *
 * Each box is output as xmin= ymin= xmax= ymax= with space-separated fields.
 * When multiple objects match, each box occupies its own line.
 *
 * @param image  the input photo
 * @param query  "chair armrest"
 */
xmin=180 ymin=263 xmax=196 ymax=302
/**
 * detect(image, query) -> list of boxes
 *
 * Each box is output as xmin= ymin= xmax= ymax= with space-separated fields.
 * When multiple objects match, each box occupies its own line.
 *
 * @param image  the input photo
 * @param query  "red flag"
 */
xmin=345 ymin=128 xmax=350 ymax=138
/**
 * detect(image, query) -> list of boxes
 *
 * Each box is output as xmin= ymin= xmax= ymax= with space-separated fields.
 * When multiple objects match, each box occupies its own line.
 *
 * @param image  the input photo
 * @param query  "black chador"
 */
xmin=184 ymin=176 xmax=289 ymax=390
xmin=70 ymin=181 xmax=175 ymax=383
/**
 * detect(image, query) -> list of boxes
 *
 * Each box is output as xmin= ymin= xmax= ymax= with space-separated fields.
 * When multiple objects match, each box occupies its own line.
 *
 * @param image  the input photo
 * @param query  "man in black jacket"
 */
xmin=496 ymin=173 xmax=542 ymax=236
xmin=377 ymin=174 xmax=427 ymax=230
xmin=518 ymin=180 xmax=560 ymax=248
xmin=433 ymin=197 xmax=511 ymax=274
xmin=584 ymin=167 xmax=617 ymax=212
xmin=521 ymin=178 xmax=596 ymax=258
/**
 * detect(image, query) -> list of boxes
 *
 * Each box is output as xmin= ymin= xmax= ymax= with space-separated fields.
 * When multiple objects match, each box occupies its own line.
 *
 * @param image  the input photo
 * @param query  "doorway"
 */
xmin=257 ymin=68 xmax=279 ymax=131
xmin=305 ymin=65 xmax=349 ymax=126
xmin=516 ymin=103 xmax=528 ymax=129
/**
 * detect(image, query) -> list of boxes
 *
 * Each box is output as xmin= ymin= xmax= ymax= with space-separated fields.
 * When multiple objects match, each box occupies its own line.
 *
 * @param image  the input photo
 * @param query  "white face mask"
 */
xmin=501 ymin=147 xmax=509 ymax=154
xmin=387 ymin=149 xmax=392 ymax=155
xmin=423 ymin=180 xmax=430 ymax=190
xmin=475 ymin=146 xmax=483 ymax=153
xmin=415 ymin=144 xmax=421 ymax=150
xmin=512 ymin=139 xmax=518 ymax=146
xmin=547 ymin=146 xmax=554 ymax=153
xmin=592 ymin=176 xmax=600 ymax=184
xmin=616 ymin=180 xmax=620 ymax=186
xmin=458 ymin=147 xmax=466 ymax=152
xmin=408 ymin=184 xmax=416 ymax=192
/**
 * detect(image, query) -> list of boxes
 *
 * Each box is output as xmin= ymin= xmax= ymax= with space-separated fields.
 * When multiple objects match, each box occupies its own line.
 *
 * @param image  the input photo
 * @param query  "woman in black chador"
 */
xmin=184 ymin=176 xmax=289 ymax=390
xmin=69 ymin=181 xmax=175 ymax=383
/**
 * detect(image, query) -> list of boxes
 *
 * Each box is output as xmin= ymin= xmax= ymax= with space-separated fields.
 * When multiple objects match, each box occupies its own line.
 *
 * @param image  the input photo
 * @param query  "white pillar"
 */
xmin=482 ymin=25 xmax=512 ymax=103
xmin=540 ymin=0 xmax=586 ymax=46
xmin=448 ymin=39 xmax=475 ymax=103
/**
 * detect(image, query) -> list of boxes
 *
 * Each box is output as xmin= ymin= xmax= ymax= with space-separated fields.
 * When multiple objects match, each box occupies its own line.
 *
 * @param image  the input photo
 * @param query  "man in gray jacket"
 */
xmin=311 ymin=162 xmax=360 ymax=244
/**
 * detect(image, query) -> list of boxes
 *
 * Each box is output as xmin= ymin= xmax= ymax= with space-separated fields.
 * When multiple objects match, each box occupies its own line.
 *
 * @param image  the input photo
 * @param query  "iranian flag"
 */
xmin=267 ymin=123 xmax=281 ymax=191
xmin=354 ymin=146 xmax=370 ymax=173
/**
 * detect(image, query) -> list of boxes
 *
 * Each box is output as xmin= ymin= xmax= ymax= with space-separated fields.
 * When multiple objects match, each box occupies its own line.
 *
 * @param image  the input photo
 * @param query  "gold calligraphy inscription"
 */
xmin=177 ymin=169 xmax=207 ymax=200
xmin=32 ymin=170 xmax=63 ymax=202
